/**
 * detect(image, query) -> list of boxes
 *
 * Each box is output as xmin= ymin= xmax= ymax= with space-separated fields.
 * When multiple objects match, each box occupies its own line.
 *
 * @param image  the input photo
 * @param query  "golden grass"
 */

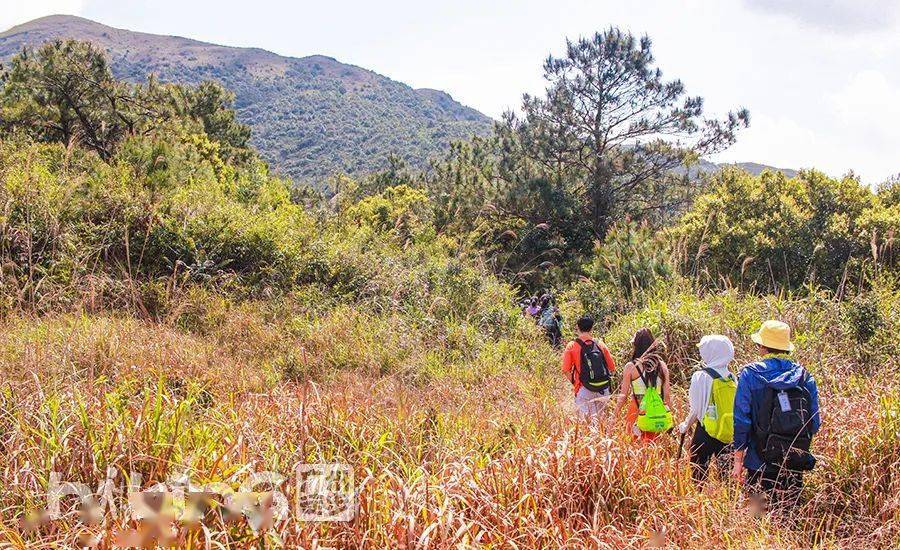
xmin=0 ymin=304 xmax=896 ymax=548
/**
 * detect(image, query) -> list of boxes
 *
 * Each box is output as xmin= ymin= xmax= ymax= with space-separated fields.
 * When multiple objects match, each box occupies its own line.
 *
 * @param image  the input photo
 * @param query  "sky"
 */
xmin=2 ymin=0 xmax=899 ymax=184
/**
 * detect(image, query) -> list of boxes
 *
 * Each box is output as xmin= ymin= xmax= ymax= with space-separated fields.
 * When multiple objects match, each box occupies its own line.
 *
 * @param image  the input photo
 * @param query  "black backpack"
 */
xmin=753 ymin=369 xmax=816 ymax=471
xmin=575 ymin=339 xmax=611 ymax=393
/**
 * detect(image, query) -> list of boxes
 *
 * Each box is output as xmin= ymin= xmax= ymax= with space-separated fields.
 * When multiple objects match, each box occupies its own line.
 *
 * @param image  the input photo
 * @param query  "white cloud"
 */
xmin=0 ymin=0 xmax=86 ymax=33
xmin=829 ymin=70 xmax=900 ymax=139
xmin=825 ymin=71 xmax=900 ymax=182
xmin=742 ymin=0 xmax=900 ymax=33
xmin=715 ymin=70 xmax=900 ymax=185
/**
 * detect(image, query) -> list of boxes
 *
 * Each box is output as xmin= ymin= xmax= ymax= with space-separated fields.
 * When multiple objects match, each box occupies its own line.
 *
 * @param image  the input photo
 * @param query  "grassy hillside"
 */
xmin=0 ymin=15 xmax=492 ymax=183
xmin=1 ymin=280 xmax=897 ymax=546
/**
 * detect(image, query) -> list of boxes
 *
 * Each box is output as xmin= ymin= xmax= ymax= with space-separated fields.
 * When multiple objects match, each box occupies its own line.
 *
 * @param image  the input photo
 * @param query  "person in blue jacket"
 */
xmin=731 ymin=320 xmax=821 ymax=506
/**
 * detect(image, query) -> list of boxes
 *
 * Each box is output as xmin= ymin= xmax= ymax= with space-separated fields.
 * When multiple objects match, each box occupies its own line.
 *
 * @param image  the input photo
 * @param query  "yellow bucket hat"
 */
xmin=751 ymin=320 xmax=795 ymax=352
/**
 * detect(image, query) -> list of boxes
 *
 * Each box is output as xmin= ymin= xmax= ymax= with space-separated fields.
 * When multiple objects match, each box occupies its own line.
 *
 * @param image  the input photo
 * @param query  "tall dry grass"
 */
xmin=0 ymin=282 xmax=897 ymax=548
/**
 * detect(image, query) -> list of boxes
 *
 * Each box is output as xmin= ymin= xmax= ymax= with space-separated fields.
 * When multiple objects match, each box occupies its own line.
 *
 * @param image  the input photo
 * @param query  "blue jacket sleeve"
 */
xmin=733 ymin=368 xmax=753 ymax=451
xmin=806 ymin=373 xmax=821 ymax=435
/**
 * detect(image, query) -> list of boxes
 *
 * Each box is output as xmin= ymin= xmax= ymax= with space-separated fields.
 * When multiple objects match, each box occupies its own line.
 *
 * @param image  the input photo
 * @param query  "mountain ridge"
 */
xmin=693 ymin=159 xmax=798 ymax=178
xmin=0 ymin=15 xmax=493 ymax=182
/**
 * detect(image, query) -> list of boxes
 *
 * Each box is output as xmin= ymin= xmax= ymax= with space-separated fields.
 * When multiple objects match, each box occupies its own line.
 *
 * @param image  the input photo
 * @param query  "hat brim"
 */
xmin=751 ymin=331 xmax=794 ymax=352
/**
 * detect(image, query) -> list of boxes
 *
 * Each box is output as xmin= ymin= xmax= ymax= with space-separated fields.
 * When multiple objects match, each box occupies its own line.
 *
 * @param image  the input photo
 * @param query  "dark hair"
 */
xmin=540 ymin=294 xmax=553 ymax=309
xmin=760 ymin=344 xmax=789 ymax=355
xmin=631 ymin=327 xmax=666 ymax=395
xmin=530 ymin=297 xmax=538 ymax=307
xmin=631 ymin=327 xmax=655 ymax=362
xmin=576 ymin=315 xmax=594 ymax=333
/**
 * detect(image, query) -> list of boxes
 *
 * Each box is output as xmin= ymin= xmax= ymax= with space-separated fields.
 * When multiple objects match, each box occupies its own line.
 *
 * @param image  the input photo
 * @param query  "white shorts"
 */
xmin=575 ymin=386 xmax=612 ymax=418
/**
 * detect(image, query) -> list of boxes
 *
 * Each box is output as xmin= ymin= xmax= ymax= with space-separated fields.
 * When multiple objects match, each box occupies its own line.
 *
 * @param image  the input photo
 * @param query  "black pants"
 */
xmin=745 ymin=466 xmax=804 ymax=507
xmin=546 ymin=326 xmax=562 ymax=348
xmin=689 ymin=422 xmax=731 ymax=483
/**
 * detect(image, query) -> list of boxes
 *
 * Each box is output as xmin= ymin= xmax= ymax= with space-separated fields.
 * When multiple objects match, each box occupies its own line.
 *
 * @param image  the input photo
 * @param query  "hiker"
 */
xmin=524 ymin=296 xmax=541 ymax=319
xmin=613 ymin=328 xmax=673 ymax=441
xmin=538 ymin=294 xmax=563 ymax=348
xmin=561 ymin=315 xmax=617 ymax=418
xmin=732 ymin=320 xmax=821 ymax=507
xmin=679 ymin=335 xmax=737 ymax=484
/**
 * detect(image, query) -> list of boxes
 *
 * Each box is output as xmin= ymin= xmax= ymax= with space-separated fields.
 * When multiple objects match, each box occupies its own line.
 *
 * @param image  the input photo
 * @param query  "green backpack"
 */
xmin=701 ymin=368 xmax=737 ymax=443
xmin=635 ymin=370 xmax=673 ymax=433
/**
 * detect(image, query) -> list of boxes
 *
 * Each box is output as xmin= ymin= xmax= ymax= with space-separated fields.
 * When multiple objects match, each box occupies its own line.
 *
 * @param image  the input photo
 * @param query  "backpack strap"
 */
xmin=797 ymin=368 xmax=812 ymax=401
xmin=575 ymin=338 xmax=601 ymax=355
xmin=572 ymin=339 xmax=590 ymax=384
xmin=633 ymin=364 xmax=652 ymax=408
xmin=640 ymin=364 xmax=661 ymax=390
xmin=702 ymin=367 xmax=721 ymax=380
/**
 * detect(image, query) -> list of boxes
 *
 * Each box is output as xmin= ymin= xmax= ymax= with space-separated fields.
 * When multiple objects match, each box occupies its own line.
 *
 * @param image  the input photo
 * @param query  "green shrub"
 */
xmin=844 ymin=295 xmax=883 ymax=344
xmin=0 ymin=133 xmax=321 ymax=311
xmin=672 ymin=168 xmax=895 ymax=292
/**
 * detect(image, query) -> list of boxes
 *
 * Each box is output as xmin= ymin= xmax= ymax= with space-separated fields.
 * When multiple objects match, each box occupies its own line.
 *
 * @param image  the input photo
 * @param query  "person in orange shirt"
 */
xmin=561 ymin=315 xmax=617 ymax=418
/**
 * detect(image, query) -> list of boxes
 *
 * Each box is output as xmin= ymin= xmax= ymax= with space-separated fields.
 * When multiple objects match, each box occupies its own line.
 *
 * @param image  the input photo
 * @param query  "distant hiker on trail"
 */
xmin=524 ymin=296 xmax=541 ymax=319
xmin=538 ymin=294 xmax=563 ymax=348
xmin=561 ymin=315 xmax=617 ymax=418
xmin=613 ymin=328 xmax=673 ymax=441
xmin=732 ymin=320 xmax=821 ymax=508
xmin=679 ymin=335 xmax=737 ymax=484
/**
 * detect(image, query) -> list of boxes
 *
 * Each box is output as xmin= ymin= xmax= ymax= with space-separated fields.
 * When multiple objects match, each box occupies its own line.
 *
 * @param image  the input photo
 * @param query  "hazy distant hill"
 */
xmin=729 ymin=162 xmax=798 ymax=178
xmin=688 ymin=159 xmax=799 ymax=179
xmin=0 ymin=15 xmax=493 ymax=182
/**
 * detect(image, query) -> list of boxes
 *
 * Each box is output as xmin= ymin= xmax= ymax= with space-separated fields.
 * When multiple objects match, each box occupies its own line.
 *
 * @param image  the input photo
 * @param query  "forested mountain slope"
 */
xmin=0 ymin=15 xmax=492 ymax=182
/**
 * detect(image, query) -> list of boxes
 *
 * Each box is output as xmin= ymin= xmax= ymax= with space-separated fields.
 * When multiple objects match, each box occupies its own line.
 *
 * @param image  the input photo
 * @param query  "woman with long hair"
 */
xmin=613 ymin=327 xmax=674 ymax=441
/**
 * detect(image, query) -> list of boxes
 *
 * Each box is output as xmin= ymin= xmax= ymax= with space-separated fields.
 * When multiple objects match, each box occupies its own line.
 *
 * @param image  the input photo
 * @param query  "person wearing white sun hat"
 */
xmin=732 ymin=320 xmax=821 ymax=508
